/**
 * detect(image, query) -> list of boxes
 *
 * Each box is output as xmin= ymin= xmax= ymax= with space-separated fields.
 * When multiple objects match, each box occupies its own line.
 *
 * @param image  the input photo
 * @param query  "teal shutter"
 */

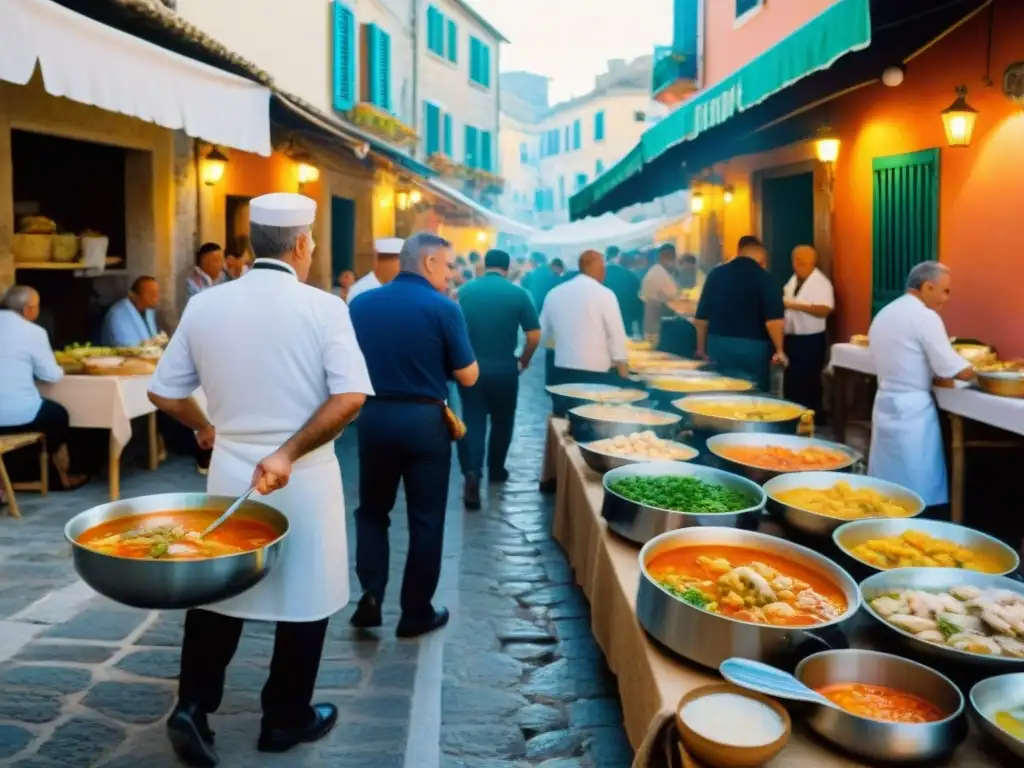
xmin=575 ymin=173 xmax=587 ymax=190
xmin=377 ymin=28 xmax=392 ymax=111
xmin=443 ymin=112 xmax=453 ymax=156
xmin=331 ymin=2 xmax=356 ymax=111
xmin=594 ymin=110 xmax=605 ymax=141
xmin=573 ymin=119 xmax=582 ymax=150
xmin=366 ymin=25 xmax=380 ymax=106
xmin=469 ymin=37 xmax=490 ymax=87
xmin=425 ymin=103 xmax=440 ymax=155
xmin=465 ymin=125 xmax=479 ymax=168
xmin=480 ymin=131 xmax=493 ymax=171
xmin=447 ymin=19 xmax=458 ymax=63
xmin=427 ymin=7 xmax=443 ymax=55
xmin=469 ymin=38 xmax=478 ymax=83
xmin=481 ymin=43 xmax=490 ymax=87
xmin=871 ymin=148 xmax=941 ymax=315
xmin=596 ymin=159 xmax=604 ymax=175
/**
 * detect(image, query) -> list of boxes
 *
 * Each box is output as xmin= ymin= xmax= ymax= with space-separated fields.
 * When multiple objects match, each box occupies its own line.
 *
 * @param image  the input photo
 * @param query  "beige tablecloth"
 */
xmin=39 ymin=374 xmax=155 ymax=452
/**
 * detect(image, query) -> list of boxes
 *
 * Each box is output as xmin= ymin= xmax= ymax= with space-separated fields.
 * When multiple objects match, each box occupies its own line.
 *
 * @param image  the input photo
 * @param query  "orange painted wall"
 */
xmin=830 ymin=2 xmax=1024 ymax=357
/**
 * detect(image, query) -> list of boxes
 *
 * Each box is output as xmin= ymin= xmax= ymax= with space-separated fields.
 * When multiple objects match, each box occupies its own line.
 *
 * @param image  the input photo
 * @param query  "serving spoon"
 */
xmin=199 ymin=486 xmax=256 ymax=539
xmin=719 ymin=657 xmax=844 ymax=711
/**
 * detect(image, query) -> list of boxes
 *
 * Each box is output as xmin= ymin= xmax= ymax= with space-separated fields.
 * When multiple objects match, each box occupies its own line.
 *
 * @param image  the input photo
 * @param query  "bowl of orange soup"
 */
xmin=65 ymin=493 xmax=289 ymax=609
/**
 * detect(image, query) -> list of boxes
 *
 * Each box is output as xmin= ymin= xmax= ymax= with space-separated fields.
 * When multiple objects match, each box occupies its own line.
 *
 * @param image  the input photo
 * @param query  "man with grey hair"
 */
xmin=868 ymin=260 xmax=974 ymax=510
xmin=348 ymin=232 xmax=479 ymax=639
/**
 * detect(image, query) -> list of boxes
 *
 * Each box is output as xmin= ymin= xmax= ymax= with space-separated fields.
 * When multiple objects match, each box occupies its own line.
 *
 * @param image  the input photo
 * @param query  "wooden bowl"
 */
xmin=676 ymin=684 xmax=791 ymax=768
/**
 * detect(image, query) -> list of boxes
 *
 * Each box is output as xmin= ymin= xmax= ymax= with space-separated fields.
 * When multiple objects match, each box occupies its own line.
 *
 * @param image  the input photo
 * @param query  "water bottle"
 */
xmin=769 ymin=362 xmax=784 ymax=398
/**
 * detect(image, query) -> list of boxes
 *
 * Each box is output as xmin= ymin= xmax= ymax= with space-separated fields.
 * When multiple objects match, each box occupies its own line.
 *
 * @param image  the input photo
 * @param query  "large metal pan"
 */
xmin=637 ymin=527 xmax=859 ymax=669
xmin=975 ymin=370 xmax=1024 ymax=399
xmin=567 ymin=403 xmax=681 ymax=443
xmin=602 ymin=461 xmax=765 ymax=545
xmin=643 ymin=372 xmax=754 ymax=406
xmin=970 ymin=673 xmax=1024 ymax=759
xmin=545 ymin=382 xmax=648 ymax=418
xmin=577 ymin=439 xmax=698 ymax=474
xmin=705 ymin=432 xmax=860 ymax=484
xmin=763 ymin=471 xmax=925 ymax=537
xmin=65 ymin=493 xmax=289 ymax=610
xmin=672 ymin=393 xmax=806 ymax=435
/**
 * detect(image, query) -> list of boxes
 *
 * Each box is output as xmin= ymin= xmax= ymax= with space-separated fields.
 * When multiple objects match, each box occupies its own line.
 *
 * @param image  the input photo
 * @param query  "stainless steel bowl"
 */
xmin=546 ymin=383 xmax=649 ymax=418
xmin=860 ymin=568 xmax=1024 ymax=670
xmin=577 ymin=439 xmax=698 ymax=474
xmin=637 ymin=527 xmax=859 ymax=669
xmin=834 ymin=518 xmax=1020 ymax=577
xmin=603 ymin=461 xmax=765 ymax=545
xmin=631 ymin=359 xmax=707 ymax=376
xmin=65 ymin=493 xmax=289 ymax=610
xmin=643 ymin=372 xmax=755 ymax=405
xmin=705 ymin=432 xmax=861 ymax=484
xmin=567 ymin=404 xmax=682 ymax=443
xmin=672 ymin=393 xmax=807 ymax=435
xmin=763 ymin=471 xmax=925 ymax=537
xmin=976 ymin=370 xmax=1024 ymax=399
xmin=795 ymin=649 xmax=966 ymax=762
xmin=970 ymin=673 xmax=1024 ymax=758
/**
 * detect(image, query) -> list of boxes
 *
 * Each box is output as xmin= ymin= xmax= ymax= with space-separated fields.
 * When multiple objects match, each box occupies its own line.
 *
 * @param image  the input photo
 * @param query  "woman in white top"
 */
xmin=782 ymin=246 xmax=834 ymax=419
xmin=0 ymin=286 xmax=86 ymax=490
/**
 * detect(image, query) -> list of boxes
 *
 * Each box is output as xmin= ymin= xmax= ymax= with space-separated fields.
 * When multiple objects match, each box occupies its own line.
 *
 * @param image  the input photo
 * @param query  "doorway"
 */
xmin=331 ymin=196 xmax=356 ymax=280
xmin=760 ymin=171 xmax=814 ymax=290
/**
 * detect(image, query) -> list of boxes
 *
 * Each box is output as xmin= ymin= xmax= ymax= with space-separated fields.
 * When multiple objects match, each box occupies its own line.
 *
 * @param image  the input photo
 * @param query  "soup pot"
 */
xmin=65 ymin=492 xmax=289 ymax=610
xmin=637 ymin=527 xmax=860 ymax=670
xmin=672 ymin=393 xmax=806 ymax=436
xmin=567 ymin=404 xmax=682 ymax=443
xmin=545 ymin=383 xmax=648 ymax=418
xmin=705 ymin=432 xmax=861 ymax=485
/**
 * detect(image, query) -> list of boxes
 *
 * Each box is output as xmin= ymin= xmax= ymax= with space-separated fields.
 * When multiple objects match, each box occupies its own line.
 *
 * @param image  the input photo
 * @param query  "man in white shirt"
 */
xmin=148 ymin=193 xmax=374 ymax=765
xmin=868 ymin=261 xmax=973 ymax=508
xmin=347 ymin=237 xmax=403 ymax=303
xmin=783 ymin=246 xmax=834 ymax=419
xmin=639 ymin=243 xmax=680 ymax=341
xmin=540 ymin=250 xmax=629 ymax=387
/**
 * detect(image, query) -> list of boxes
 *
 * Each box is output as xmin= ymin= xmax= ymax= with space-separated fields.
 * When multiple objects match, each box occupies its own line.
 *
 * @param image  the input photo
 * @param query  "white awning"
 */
xmin=427 ymin=178 xmax=538 ymax=238
xmin=0 ymin=0 xmax=272 ymax=156
xmin=528 ymin=212 xmax=689 ymax=252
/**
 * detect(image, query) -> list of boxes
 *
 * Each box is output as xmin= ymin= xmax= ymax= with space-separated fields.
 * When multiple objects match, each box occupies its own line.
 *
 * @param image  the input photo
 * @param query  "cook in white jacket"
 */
xmin=783 ymin=246 xmax=834 ymax=418
xmin=148 ymin=193 xmax=374 ymax=765
xmin=868 ymin=261 xmax=973 ymax=507
xmin=346 ymin=237 xmax=403 ymax=303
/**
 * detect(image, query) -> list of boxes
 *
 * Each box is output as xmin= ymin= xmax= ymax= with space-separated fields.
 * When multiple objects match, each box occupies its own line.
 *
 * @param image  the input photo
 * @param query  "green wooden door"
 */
xmin=871 ymin=148 xmax=940 ymax=315
xmin=761 ymin=172 xmax=814 ymax=290
xmin=330 ymin=196 xmax=355 ymax=280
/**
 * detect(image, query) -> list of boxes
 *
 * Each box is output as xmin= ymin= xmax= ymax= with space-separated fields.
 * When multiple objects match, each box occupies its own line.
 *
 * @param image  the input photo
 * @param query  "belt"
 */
xmin=370 ymin=394 xmax=445 ymax=406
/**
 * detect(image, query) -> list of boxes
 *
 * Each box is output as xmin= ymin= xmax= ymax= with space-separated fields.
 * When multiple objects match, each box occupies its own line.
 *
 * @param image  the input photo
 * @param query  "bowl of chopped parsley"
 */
xmin=601 ymin=462 xmax=766 ymax=545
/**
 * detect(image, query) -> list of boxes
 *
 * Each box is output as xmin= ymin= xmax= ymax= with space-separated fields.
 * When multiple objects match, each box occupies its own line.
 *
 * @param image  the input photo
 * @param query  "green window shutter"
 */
xmin=469 ymin=37 xmax=489 ymax=87
xmin=443 ymin=112 xmax=453 ymax=156
xmin=594 ymin=110 xmax=605 ymax=141
xmin=377 ymin=28 xmax=392 ymax=111
xmin=573 ymin=119 xmax=582 ymax=150
xmin=425 ymin=102 xmax=440 ymax=156
xmin=365 ymin=24 xmax=379 ymax=105
xmin=871 ymin=148 xmax=941 ymax=316
xmin=469 ymin=37 xmax=479 ymax=83
xmin=465 ymin=125 xmax=479 ymax=168
xmin=482 ymin=43 xmax=490 ymax=87
xmin=447 ymin=19 xmax=458 ymax=63
xmin=576 ymin=173 xmax=587 ymax=190
xmin=331 ymin=2 xmax=356 ymax=111
xmin=427 ymin=7 xmax=444 ymax=55
xmin=596 ymin=159 xmax=604 ymax=175
xmin=480 ymin=131 xmax=493 ymax=171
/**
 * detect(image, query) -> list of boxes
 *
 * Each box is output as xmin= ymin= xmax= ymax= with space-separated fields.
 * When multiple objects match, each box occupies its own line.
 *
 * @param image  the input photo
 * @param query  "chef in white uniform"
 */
xmin=346 ymin=237 xmax=403 ymax=303
xmin=783 ymin=245 xmax=834 ymax=418
xmin=639 ymin=243 xmax=680 ymax=342
xmin=147 ymin=193 xmax=373 ymax=767
xmin=868 ymin=261 xmax=973 ymax=508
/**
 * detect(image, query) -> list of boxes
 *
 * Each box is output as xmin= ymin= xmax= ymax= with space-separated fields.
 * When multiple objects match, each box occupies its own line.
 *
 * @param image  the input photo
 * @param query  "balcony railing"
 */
xmin=652 ymin=46 xmax=699 ymax=106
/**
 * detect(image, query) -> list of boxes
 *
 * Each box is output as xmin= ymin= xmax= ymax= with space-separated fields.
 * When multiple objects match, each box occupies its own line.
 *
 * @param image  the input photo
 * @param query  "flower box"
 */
xmin=349 ymin=103 xmax=418 ymax=146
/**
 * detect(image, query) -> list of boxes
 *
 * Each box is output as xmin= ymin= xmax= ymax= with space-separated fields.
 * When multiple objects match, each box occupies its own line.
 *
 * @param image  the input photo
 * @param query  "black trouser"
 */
xmin=355 ymin=399 xmax=450 ymax=620
xmin=0 ymin=399 xmax=71 ymax=487
xmin=457 ymin=358 xmax=518 ymax=477
xmin=157 ymin=413 xmax=211 ymax=469
xmin=178 ymin=609 xmax=328 ymax=729
xmin=784 ymin=331 xmax=828 ymax=420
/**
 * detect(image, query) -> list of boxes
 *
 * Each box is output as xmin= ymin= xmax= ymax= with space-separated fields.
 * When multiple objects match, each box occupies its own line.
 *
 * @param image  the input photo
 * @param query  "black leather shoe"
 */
xmin=489 ymin=466 xmax=510 ymax=483
xmin=167 ymin=703 xmax=218 ymax=767
xmin=257 ymin=703 xmax=338 ymax=753
xmin=349 ymin=592 xmax=382 ymax=628
xmin=396 ymin=607 xmax=450 ymax=639
xmin=463 ymin=473 xmax=481 ymax=510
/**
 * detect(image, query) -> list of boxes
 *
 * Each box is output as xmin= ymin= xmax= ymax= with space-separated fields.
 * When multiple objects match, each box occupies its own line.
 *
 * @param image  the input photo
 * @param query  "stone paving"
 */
xmin=0 ymin=365 xmax=633 ymax=768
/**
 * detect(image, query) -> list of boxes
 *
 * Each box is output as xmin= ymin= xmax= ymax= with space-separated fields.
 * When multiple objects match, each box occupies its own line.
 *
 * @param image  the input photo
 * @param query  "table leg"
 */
xmin=108 ymin=434 xmax=123 ymax=502
xmin=0 ymin=457 xmax=20 ymax=519
xmin=833 ymin=367 xmax=848 ymax=444
xmin=950 ymin=414 xmax=965 ymax=525
xmin=147 ymin=412 xmax=159 ymax=471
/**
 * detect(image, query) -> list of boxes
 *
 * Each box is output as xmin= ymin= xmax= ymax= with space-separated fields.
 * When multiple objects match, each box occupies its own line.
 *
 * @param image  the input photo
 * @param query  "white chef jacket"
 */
xmin=149 ymin=258 xmax=374 ymax=622
xmin=639 ymin=263 xmax=679 ymax=303
xmin=0 ymin=310 xmax=64 ymax=427
xmin=540 ymin=274 xmax=628 ymax=372
xmin=783 ymin=268 xmax=834 ymax=336
xmin=346 ymin=270 xmax=381 ymax=303
xmin=869 ymin=294 xmax=966 ymax=393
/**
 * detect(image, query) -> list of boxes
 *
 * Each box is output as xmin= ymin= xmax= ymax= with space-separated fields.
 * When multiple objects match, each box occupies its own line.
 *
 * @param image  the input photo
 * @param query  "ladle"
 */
xmin=719 ymin=657 xmax=844 ymax=711
xmin=199 ymin=486 xmax=256 ymax=539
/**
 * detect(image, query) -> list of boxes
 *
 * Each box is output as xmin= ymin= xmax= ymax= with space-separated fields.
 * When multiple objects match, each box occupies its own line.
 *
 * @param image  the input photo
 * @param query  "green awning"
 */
xmin=569 ymin=145 xmax=644 ymax=224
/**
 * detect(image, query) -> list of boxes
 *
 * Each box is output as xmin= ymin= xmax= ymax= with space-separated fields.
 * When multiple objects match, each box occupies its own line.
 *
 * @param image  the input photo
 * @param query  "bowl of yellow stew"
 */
xmin=762 ymin=472 xmax=926 ymax=537
xmin=673 ymin=394 xmax=807 ymax=435
xmin=833 ymin=518 xmax=1019 ymax=579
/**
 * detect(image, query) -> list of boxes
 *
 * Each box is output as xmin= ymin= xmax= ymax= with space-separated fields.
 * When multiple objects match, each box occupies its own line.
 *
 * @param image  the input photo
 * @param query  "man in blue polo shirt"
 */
xmin=348 ymin=233 xmax=479 ymax=639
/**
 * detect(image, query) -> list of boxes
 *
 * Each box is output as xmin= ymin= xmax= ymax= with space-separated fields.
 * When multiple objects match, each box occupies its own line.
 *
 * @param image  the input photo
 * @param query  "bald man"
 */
xmin=539 ymin=250 xmax=629 ymax=391
xmin=783 ymin=245 xmax=834 ymax=419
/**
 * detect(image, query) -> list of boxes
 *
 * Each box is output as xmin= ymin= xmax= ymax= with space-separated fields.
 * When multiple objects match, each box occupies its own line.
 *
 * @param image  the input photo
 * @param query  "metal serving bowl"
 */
xmin=705 ymin=432 xmax=861 ymax=485
xmin=577 ymin=439 xmax=698 ymax=474
xmin=763 ymin=471 xmax=925 ymax=538
xmin=795 ymin=649 xmax=967 ymax=763
xmin=567 ymin=404 xmax=682 ymax=444
xmin=65 ymin=493 xmax=289 ymax=610
xmin=627 ymin=350 xmax=682 ymax=372
xmin=546 ymin=382 xmax=649 ymax=418
xmin=637 ymin=527 xmax=859 ymax=669
xmin=643 ymin=372 xmax=755 ymax=405
xmin=860 ymin=568 xmax=1024 ymax=671
xmin=970 ymin=673 xmax=1024 ymax=759
xmin=672 ymin=393 xmax=806 ymax=435
xmin=834 ymin=518 xmax=1020 ymax=579
xmin=631 ymin=359 xmax=708 ymax=376
xmin=976 ymin=370 xmax=1024 ymax=399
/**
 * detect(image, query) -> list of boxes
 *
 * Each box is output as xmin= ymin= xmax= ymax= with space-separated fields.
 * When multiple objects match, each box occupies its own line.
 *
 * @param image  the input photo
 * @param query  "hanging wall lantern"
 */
xmin=941 ymin=86 xmax=979 ymax=147
xmin=201 ymin=148 xmax=228 ymax=186
xmin=723 ymin=186 xmax=735 ymax=204
xmin=690 ymin=191 xmax=705 ymax=214
xmin=814 ymin=125 xmax=840 ymax=164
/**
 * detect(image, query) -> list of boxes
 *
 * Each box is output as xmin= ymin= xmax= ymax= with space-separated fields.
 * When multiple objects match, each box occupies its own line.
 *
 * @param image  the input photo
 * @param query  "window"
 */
xmin=572 ymin=119 xmax=582 ymax=150
xmin=564 ymin=126 xmax=571 ymax=151
xmin=443 ymin=113 xmax=453 ymax=156
xmin=331 ymin=2 xmax=356 ymax=111
xmin=595 ymin=159 xmax=604 ymax=175
xmin=558 ymin=176 xmax=566 ymax=209
xmin=446 ymin=19 xmax=458 ymax=63
xmin=362 ymin=24 xmax=392 ymax=111
xmin=426 ymin=6 xmax=445 ymax=56
xmin=534 ymin=189 xmax=545 ymax=211
xmin=424 ymin=102 xmax=442 ymax=156
xmin=594 ymin=110 xmax=606 ymax=142
xmin=736 ymin=0 xmax=764 ymax=20
xmin=519 ymin=141 xmax=529 ymax=164
xmin=464 ymin=125 xmax=479 ymax=168
xmin=469 ymin=37 xmax=491 ymax=88
xmin=542 ymin=129 xmax=559 ymax=156
xmin=480 ymin=130 xmax=493 ymax=172
xmin=871 ymin=148 xmax=941 ymax=315
xmin=575 ymin=173 xmax=587 ymax=190
xmin=634 ymin=110 xmax=647 ymax=122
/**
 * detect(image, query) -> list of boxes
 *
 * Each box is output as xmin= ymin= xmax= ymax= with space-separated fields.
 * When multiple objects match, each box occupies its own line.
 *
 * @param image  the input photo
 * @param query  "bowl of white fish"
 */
xmin=577 ymin=430 xmax=698 ymax=473
xmin=861 ymin=568 xmax=1024 ymax=669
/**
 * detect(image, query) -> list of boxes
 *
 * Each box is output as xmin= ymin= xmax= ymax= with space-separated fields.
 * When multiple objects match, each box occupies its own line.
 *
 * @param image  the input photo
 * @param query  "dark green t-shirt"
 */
xmin=457 ymin=272 xmax=540 ymax=360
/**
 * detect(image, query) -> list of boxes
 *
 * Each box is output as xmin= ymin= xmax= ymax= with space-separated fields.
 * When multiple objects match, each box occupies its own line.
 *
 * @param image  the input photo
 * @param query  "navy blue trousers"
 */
xmin=354 ymin=400 xmax=451 ymax=619
xmin=457 ymin=358 xmax=518 ymax=477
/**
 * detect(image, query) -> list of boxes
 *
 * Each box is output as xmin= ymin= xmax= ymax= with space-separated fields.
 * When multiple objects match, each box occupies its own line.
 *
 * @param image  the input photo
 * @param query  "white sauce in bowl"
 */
xmin=680 ymin=692 xmax=785 ymax=747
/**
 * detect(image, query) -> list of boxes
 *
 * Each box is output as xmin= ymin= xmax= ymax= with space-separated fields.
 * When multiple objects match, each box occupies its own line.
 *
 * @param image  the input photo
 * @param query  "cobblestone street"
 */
xmin=0 ymin=366 xmax=632 ymax=768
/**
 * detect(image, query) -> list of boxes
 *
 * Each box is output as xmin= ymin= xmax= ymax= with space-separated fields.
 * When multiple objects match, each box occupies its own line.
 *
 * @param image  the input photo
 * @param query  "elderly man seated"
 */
xmin=0 ymin=286 xmax=87 ymax=491
xmin=99 ymin=275 xmax=161 ymax=347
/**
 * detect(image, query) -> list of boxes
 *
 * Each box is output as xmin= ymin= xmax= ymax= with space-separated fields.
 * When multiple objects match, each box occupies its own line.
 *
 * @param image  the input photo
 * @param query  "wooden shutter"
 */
xmin=573 ymin=120 xmax=581 ymax=150
xmin=465 ymin=125 xmax=479 ymax=168
xmin=481 ymin=43 xmax=490 ymax=87
xmin=427 ymin=7 xmax=442 ymax=55
xmin=443 ymin=113 xmax=453 ymax=156
xmin=447 ymin=19 xmax=458 ymax=63
xmin=871 ymin=148 xmax=941 ymax=315
xmin=379 ymin=28 xmax=392 ymax=111
xmin=362 ymin=24 xmax=377 ymax=104
xmin=331 ymin=2 xmax=355 ymax=111
xmin=469 ymin=37 xmax=479 ymax=83
xmin=425 ymin=103 xmax=440 ymax=156
xmin=595 ymin=110 xmax=605 ymax=141
xmin=480 ymin=131 xmax=493 ymax=171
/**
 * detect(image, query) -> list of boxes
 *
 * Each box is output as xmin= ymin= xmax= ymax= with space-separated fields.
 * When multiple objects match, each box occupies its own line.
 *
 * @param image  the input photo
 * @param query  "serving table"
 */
xmin=541 ymin=417 xmax=1002 ymax=768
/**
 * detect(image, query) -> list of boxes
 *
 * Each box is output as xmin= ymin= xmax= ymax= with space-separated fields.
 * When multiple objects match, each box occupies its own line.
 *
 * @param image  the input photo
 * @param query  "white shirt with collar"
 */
xmin=639 ymin=263 xmax=679 ymax=304
xmin=783 ymin=268 xmax=834 ymax=336
xmin=540 ymin=274 xmax=629 ymax=372
xmin=346 ymin=271 xmax=381 ymax=303
xmin=0 ymin=310 xmax=64 ymax=426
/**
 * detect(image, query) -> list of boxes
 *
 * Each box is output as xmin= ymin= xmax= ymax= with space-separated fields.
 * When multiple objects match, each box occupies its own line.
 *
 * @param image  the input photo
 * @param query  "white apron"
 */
xmin=203 ymin=434 xmax=349 ymax=623
xmin=868 ymin=390 xmax=948 ymax=506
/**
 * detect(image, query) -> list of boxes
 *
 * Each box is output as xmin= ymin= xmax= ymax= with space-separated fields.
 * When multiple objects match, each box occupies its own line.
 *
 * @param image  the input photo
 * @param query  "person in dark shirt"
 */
xmin=601 ymin=246 xmax=642 ymax=336
xmin=694 ymin=235 xmax=786 ymax=390
xmin=348 ymin=233 xmax=479 ymax=639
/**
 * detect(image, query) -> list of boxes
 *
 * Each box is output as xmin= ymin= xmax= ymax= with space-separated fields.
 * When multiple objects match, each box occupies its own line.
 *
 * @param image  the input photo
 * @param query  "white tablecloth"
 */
xmin=39 ymin=375 xmax=155 ymax=451
xmin=829 ymin=342 xmax=875 ymax=375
